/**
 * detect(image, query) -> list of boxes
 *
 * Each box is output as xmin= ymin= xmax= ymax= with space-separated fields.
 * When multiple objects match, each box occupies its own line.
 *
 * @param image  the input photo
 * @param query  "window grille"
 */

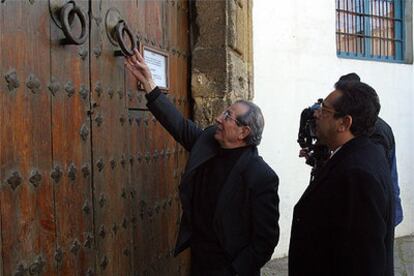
xmin=336 ymin=0 xmax=404 ymax=62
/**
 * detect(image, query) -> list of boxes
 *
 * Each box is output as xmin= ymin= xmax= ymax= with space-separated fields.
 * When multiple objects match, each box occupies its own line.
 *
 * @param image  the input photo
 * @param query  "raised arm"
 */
xmin=125 ymin=49 xmax=203 ymax=151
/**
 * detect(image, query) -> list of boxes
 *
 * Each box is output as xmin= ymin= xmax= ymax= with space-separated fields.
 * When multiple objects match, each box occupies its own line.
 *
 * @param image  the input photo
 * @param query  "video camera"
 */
xmin=297 ymin=99 xmax=330 ymax=171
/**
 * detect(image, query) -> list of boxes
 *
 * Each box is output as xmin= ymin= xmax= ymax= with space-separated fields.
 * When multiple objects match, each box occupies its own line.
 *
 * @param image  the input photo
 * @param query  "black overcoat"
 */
xmin=146 ymin=89 xmax=280 ymax=276
xmin=289 ymin=136 xmax=394 ymax=276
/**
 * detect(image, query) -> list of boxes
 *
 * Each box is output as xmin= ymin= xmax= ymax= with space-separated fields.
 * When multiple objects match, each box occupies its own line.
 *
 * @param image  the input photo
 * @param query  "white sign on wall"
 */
xmin=143 ymin=47 xmax=169 ymax=90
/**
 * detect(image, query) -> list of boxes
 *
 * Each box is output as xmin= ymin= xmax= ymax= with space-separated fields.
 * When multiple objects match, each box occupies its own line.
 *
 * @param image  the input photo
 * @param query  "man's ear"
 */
xmin=239 ymin=126 xmax=251 ymax=140
xmin=338 ymin=115 xmax=352 ymax=132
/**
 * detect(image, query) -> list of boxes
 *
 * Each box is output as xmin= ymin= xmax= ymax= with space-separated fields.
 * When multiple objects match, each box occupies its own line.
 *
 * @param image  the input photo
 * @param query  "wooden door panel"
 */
xmin=121 ymin=1 xmax=191 ymax=274
xmin=49 ymin=0 xmax=95 ymax=274
xmin=90 ymin=1 xmax=134 ymax=274
xmin=0 ymin=1 xmax=56 ymax=274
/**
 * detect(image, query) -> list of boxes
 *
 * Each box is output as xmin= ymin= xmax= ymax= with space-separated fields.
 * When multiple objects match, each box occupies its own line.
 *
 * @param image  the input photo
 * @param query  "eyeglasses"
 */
xmin=318 ymin=102 xmax=340 ymax=117
xmin=321 ymin=102 xmax=336 ymax=114
xmin=221 ymin=110 xmax=244 ymax=126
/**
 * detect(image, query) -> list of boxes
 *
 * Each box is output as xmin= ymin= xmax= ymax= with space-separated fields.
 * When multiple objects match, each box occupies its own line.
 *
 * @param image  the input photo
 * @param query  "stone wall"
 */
xmin=190 ymin=0 xmax=253 ymax=127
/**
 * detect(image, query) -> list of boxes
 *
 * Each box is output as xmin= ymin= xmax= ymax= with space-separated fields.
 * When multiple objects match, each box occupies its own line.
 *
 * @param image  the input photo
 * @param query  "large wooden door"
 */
xmin=0 ymin=1 xmax=190 ymax=275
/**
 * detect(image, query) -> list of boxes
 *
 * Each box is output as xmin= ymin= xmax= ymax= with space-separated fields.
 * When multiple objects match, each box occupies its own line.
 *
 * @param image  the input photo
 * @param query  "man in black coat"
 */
xmin=125 ymin=49 xmax=279 ymax=276
xmin=335 ymin=73 xmax=403 ymax=226
xmin=289 ymin=81 xmax=394 ymax=275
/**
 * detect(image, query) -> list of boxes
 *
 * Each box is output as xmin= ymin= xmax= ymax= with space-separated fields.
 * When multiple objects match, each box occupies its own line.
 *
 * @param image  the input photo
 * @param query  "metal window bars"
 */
xmin=336 ymin=0 xmax=403 ymax=61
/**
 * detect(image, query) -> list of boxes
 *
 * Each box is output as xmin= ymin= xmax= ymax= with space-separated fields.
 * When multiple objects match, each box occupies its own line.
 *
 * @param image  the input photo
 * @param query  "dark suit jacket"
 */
xmin=371 ymin=117 xmax=403 ymax=225
xmin=371 ymin=117 xmax=395 ymax=168
xmin=289 ymin=136 xmax=394 ymax=276
xmin=146 ymin=88 xmax=280 ymax=276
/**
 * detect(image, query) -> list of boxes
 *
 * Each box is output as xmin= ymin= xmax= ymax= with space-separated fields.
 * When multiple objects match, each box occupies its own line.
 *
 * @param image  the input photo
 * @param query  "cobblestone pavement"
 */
xmin=262 ymin=235 xmax=414 ymax=276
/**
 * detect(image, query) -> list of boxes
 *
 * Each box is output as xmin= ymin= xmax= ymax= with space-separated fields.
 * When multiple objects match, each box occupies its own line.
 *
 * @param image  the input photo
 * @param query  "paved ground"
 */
xmin=262 ymin=234 xmax=414 ymax=276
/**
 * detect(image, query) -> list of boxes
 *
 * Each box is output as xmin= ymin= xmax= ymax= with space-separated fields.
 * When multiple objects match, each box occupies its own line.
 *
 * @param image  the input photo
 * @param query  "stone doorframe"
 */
xmin=190 ymin=0 xmax=253 ymax=127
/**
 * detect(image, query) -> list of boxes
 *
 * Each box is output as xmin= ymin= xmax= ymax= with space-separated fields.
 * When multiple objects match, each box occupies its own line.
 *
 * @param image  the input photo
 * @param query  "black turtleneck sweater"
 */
xmin=191 ymin=146 xmax=250 ymax=269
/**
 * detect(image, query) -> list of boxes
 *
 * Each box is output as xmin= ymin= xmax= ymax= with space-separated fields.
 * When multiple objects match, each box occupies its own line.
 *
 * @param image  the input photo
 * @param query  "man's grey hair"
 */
xmin=235 ymin=100 xmax=265 ymax=146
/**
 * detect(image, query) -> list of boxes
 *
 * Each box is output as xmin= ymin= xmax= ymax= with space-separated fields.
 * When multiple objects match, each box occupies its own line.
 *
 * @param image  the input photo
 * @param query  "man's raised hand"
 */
xmin=125 ymin=48 xmax=156 ymax=93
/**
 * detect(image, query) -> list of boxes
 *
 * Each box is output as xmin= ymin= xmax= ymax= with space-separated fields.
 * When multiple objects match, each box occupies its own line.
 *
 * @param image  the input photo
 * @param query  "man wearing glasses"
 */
xmin=289 ymin=81 xmax=394 ymax=276
xmin=335 ymin=73 xmax=403 ymax=228
xmin=125 ymin=49 xmax=279 ymax=276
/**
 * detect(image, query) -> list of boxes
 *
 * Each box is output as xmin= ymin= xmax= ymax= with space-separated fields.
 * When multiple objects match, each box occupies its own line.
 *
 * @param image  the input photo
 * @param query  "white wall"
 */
xmin=253 ymin=0 xmax=414 ymax=258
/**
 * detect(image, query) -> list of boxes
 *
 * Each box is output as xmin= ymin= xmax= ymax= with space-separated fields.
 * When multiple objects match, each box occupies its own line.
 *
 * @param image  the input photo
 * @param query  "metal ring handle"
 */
xmin=115 ymin=20 xmax=137 ymax=57
xmin=60 ymin=1 xmax=87 ymax=45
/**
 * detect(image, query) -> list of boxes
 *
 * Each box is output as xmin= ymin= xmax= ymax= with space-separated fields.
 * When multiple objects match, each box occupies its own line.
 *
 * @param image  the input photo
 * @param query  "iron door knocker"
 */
xmin=60 ymin=0 xmax=87 ymax=45
xmin=114 ymin=20 xmax=136 ymax=56
xmin=50 ymin=0 xmax=88 ymax=45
